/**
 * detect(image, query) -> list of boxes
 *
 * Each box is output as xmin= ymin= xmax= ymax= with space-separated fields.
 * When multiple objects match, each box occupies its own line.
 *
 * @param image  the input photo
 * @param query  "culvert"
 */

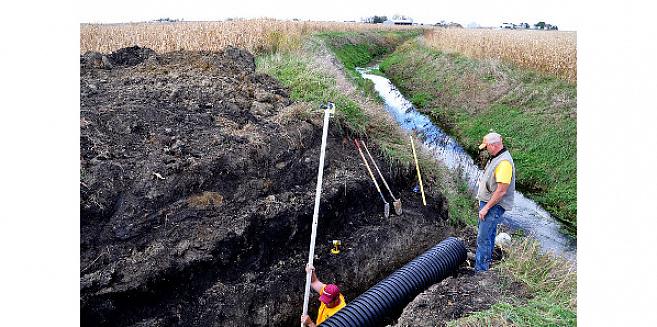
xmin=321 ymin=237 xmax=467 ymax=327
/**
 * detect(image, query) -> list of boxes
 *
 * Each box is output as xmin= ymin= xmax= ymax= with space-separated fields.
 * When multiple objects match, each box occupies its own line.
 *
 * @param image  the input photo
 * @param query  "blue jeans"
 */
xmin=475 ymin=201 xmax=505 ymax=272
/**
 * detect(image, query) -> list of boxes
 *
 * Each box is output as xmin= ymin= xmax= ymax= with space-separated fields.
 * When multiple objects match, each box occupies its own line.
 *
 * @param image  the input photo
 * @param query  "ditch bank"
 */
xmin=80 ymin=45 xmax=523 ymax=326
xmin=378 ymin=39 xmax=577 ymax=235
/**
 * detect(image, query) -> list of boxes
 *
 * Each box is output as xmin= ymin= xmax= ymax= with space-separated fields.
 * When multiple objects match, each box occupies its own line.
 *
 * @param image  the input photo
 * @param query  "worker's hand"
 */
xmin=305 ymin=263 xmax=315 ymax=274
xmin=301 ymin=314 xmax=312 ymax=326
xmin=478 ymin=206 xmax=489 ymax=221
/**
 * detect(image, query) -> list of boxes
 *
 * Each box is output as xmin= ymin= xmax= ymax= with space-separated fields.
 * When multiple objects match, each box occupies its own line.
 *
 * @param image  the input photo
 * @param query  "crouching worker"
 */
xmin=301 ymin=264 xmax=346 ymax=326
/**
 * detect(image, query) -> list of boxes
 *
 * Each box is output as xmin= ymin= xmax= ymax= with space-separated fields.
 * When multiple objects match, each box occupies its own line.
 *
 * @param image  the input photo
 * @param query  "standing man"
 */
xmin=301 ymin=264 xmax=347 ymax=326
xmin=475 ymin=132 xmax=516 ymax=272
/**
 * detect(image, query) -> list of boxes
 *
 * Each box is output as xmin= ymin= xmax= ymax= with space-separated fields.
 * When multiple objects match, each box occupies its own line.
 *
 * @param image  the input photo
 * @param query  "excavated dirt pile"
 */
xmin=80 ymin=46 xmax=519 ymax=327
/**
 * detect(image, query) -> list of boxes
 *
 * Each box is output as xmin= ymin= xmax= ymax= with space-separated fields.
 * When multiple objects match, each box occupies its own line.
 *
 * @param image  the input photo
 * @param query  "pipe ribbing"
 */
xmin=321 ymin=237 xmax=467 ymax=327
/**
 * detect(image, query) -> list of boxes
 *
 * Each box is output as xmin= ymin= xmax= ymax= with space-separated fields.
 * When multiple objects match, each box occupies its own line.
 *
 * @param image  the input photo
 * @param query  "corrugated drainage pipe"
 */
xmin=321 ymin=237 xmax=467 ymax=327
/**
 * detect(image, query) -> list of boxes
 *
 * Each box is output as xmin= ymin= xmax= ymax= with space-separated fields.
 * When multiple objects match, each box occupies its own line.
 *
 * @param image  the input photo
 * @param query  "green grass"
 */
xmin=316 ymin=30 xmax=423 ymax=103
xmin=448 ymin=239 xmax=577 ymax=327
xmin=449 ymin=104 xmax=576 ymax=233
xmin=332 ymin=43 xmax=387 ymax=71
xmin=379 ymin=40 xmax=577 ymax=235
xmin=256 ymin=52 xmax=368 ymax=134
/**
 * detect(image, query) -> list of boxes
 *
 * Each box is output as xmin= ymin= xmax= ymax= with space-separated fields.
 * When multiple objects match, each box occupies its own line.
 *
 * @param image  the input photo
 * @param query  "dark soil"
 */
xmin=80 ymin=46 xmax=512 ymax=327
xmin=391 ymin=267 xmax=532 ymax=327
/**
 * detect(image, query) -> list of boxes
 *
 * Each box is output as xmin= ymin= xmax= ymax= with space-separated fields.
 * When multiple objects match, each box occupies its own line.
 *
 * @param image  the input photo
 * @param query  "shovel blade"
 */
xmin=384 ymin=202 xmax=390 ymax=218
xmin=393 ymin=200 xmax=402 ymax=215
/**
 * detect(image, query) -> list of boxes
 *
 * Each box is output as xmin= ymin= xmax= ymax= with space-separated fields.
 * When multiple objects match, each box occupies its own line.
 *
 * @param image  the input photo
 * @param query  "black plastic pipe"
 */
xmin=321 ymin=237 xmax=467 ymax=327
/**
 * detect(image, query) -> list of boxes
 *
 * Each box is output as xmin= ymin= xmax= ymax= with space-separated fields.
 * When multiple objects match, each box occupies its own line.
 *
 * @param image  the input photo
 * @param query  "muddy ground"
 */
xmin=80 ymin=46 xmax=522 ymax=326
xmin=392 ymin=267 xmax=531 ymax=327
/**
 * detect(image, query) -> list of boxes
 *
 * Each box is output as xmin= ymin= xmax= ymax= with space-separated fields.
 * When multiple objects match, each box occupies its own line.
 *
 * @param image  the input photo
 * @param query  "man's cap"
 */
xmin=319 ymin=284 xmax=341 ymax=304
xmin=479 ymin=132 xmax=502 ymax=150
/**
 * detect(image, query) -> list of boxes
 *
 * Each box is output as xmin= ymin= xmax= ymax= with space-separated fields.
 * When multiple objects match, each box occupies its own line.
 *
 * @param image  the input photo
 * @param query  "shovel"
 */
xmin=354 ymin=139 xmax=390 ymax=218
xmin=360 ymin=140 xmax=402 ymax=215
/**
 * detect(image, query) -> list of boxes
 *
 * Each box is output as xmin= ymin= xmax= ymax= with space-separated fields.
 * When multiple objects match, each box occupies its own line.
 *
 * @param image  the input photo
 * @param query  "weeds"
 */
xmin=256 ymin=51 xmax=367 ymax=134
xmin=449 ymin=238 xmax=577 ymax=327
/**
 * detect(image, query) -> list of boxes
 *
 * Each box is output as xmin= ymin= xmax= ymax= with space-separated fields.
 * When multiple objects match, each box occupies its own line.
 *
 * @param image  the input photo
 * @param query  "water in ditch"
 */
xmin=357 ymin=66 xmax=576 ymax=262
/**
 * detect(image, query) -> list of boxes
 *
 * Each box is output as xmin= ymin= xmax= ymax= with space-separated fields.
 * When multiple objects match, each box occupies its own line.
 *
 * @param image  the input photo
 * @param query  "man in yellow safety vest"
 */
xmin=301 ymin=264 xmax=346 ymax=326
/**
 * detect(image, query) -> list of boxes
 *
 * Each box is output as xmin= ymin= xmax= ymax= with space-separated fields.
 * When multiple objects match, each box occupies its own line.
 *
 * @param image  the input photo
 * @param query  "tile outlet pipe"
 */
xmin=321 ymin=237 xmax=467 ymax=327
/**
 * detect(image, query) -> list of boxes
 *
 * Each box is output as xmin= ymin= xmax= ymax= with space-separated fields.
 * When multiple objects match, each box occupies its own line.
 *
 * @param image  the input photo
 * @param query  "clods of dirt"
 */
xmin=392 ymin=267 xmax=531 ymax=327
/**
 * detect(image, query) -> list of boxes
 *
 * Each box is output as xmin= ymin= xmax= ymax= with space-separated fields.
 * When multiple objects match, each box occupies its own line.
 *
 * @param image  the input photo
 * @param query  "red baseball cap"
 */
xmin=319 ymin=284 xmax=341 ymax=304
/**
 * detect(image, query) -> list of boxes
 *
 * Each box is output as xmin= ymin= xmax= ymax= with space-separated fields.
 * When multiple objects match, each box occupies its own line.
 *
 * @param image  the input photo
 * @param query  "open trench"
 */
xmin=81 ymin=130 xmax=461 ymax=327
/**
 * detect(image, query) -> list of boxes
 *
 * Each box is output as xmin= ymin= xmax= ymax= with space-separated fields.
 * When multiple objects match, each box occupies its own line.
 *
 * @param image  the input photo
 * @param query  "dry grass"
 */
xmin=80 ymin=19 xmax=415 ymax=55
xmin=187 ymin=191 xmax=224 ymax=208
xmin=423 ymin=28 xmax=576 ymax=82
xmin=499 ymin=238 xmax=576 ymax=305
xmin=449 ymin=238 xmax=577 ymax=326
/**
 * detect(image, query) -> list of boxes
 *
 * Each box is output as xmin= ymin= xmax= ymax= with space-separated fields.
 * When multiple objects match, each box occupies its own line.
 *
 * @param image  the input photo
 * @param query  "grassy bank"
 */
xmin=315 ymin=30 xmax=423 ymax=101
xmin=379 ymin=39 xmax=577 ymax=235
xmin=449 ymin=239 xmax=577 ymax=326
xmin=256 ymin=52 xmax=369 ymax=134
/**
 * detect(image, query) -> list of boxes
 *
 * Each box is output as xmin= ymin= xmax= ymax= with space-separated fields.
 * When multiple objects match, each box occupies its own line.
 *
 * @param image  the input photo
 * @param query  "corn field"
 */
xmin=80 ymin=19 xmax=414 ymax=55
xmin=423 ymin=28 xmax=577 ymax=82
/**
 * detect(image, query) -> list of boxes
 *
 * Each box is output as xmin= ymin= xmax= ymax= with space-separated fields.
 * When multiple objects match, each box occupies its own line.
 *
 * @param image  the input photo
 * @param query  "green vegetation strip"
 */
xmin=379 ymin=40 xmax=577 ymax=235
xmin=316 ymin=30 xmax=422 ymax=101
xmin=448 ymin=239 xmax=576 ymax=327
xmin=257 ymin=52 xmax=368 ymax=134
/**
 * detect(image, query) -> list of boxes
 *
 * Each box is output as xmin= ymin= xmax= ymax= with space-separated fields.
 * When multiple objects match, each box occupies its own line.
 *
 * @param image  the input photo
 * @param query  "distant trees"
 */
xmin=363 ymin=15 xmax=388 ymax=24
xmin=154 ymin=17 xmax=181 ymax=23
xmin=534 ymin=21 xmax=558 ymax=30
xmin=361 ymin=13 xmax=413 ymax=24
xmin=436 ymin=20 xmax=463 ymax=28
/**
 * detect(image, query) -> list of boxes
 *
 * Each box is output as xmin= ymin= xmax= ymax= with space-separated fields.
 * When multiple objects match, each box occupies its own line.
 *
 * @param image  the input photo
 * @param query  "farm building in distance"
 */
xmin=500 ymin=22 xmax=558 ymax=30
xmin=383 ymin=18 xmax=413 ymax=25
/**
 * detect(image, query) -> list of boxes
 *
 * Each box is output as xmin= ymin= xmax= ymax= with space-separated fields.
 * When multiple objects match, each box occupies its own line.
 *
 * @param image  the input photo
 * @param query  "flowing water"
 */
xmin=357 ymin=67 xmax=576 ymax=262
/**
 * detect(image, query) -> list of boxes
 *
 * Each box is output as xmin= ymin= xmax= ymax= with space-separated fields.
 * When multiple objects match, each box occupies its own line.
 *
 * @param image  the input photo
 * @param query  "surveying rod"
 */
xmin=301 ymin=102 xmax=334 ymax=326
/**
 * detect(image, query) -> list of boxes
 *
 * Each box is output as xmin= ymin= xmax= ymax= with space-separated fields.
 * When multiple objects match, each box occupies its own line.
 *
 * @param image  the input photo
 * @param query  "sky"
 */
xmin=77 ymin=0 xmax=581 ymax=31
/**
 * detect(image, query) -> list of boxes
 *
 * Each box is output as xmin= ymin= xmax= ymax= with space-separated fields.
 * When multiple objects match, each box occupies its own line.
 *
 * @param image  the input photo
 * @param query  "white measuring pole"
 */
xmin=301 ymin=103 xmax=334 ymax=326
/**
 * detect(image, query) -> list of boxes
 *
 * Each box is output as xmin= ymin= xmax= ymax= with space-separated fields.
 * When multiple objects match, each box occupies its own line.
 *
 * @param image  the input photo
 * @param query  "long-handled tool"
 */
xmin=360 ymin=140 xmax=402 ymax=215
xmin=301 ymin=102 xmax=334 ymax=327
xmin=410 ymin=135 xmax=427 ymax=206
xmin=354 ymin=138 xmax=390 ymax=218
